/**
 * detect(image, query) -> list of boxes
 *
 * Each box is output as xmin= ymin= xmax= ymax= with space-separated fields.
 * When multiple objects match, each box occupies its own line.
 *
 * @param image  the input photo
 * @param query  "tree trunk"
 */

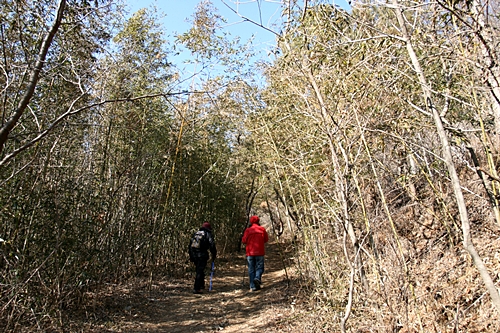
xmin=0 ymin=0 xmax=66 ymax=156
xmin=392 ymin=0 xmax=500 ymax=315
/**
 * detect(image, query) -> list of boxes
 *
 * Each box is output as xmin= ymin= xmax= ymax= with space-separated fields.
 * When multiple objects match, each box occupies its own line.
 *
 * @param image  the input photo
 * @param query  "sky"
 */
xmin=124 ymin=0 xmax=351 ymax=73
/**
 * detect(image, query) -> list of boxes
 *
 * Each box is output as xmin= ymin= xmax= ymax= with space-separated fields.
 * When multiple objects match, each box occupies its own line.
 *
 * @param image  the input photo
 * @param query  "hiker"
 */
xmin=242 ymin=215 xmax=269 ymax=291
xmin=188 ymin=222 xmax=217 ymax=294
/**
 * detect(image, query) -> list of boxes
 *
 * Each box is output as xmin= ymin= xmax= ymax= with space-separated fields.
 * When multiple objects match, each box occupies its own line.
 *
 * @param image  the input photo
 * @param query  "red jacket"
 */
xmin=242 ymin=223 xmax=269 ymax=256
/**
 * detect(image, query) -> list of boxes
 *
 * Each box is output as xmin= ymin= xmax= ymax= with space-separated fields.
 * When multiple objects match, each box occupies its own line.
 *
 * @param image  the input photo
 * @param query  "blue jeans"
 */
xmin=247 ymin=256 xmax=265 ymax=289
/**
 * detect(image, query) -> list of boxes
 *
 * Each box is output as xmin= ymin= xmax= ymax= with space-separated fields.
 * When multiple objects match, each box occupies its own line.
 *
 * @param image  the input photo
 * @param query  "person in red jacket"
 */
xmin=242 ymin=215 xmax=269 ymax=291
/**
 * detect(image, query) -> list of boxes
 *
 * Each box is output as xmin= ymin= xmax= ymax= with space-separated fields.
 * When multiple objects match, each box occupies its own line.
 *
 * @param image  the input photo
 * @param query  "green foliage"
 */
xmin=2 ymin=0 xmax=498 ymax=331
xmin=176 ymin=0 xmax=254 ymax=79
xmin=0 ymin=2 xmax=254 ymax=328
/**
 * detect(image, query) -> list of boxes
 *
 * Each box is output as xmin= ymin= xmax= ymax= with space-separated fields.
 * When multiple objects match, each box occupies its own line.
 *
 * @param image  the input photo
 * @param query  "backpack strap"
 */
xmin=190 ymin=230 xmax=208 ymax=251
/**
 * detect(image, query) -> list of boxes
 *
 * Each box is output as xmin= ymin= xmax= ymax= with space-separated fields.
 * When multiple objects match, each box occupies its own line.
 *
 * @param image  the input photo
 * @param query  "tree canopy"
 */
xmin=1 ymin=0 xmax=499 ymax=331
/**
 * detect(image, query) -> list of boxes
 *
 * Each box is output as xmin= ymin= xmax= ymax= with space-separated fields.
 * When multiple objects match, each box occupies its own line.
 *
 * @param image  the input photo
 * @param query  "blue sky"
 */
xmin=124 ymin=0 xmax=351 ymax=73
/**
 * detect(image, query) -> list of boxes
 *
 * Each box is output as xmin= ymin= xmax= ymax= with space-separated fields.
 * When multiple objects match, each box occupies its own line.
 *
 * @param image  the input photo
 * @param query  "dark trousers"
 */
xmin=193 ymin=257 xmax=208 ymax=291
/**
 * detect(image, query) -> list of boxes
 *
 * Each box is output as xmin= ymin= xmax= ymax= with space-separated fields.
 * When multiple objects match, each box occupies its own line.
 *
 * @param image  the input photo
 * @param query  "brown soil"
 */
xmin=80 ymin=242 xmax=300 ymax=333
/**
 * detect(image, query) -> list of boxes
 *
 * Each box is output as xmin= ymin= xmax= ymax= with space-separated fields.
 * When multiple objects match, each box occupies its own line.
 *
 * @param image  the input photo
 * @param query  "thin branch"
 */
xmin=0 ymin=0 xmax=66 ymax=155
xmin=220 ymin=0 xmax=281 ymax=37
xmin=0 ymin=91 xmax=189 ymax=168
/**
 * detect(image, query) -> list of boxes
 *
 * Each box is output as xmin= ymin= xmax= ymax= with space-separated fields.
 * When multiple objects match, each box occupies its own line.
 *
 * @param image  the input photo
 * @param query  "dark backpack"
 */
xmin=188 ymin=230 xmax=209 ymax=261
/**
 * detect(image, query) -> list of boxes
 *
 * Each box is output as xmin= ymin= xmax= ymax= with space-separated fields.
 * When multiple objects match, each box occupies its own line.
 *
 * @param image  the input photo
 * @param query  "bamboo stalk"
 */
xmin=391 ymin=0 xmax=500 ymax=315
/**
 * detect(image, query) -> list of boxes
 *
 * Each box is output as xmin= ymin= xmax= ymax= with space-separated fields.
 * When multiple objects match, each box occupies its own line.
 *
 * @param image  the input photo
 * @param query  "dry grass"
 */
xmin=4 ymin=210 xmax=499 ymax=332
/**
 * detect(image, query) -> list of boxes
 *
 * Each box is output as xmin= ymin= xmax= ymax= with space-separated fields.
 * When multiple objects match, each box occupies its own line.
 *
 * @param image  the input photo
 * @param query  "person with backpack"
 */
xmin=242 ymin=215 xmax=269 ymax=291
xmin=188 ymin=222 xmax=217 ymax=294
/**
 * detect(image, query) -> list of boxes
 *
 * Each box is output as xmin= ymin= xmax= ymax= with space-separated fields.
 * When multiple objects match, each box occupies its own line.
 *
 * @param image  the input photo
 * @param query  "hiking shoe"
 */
xmin=254 ymin=278 xmax=261 ymax=290
xmin=193 ymin=290 xmax=203 ymax=294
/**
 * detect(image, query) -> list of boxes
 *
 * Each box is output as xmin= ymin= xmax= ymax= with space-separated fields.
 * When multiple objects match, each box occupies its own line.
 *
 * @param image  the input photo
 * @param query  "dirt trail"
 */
xmin=89 ymin=242 xmax=298 ymax=333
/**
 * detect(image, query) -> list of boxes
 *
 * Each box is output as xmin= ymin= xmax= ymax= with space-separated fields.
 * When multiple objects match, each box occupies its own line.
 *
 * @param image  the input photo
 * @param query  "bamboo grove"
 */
xmin=1 ymin=0 xmax=500 ymax=332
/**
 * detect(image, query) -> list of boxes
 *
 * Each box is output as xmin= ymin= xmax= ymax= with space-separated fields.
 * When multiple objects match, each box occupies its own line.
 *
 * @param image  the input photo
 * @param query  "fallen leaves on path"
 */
xmin=80 ymin=242 xmax=302 ymax=333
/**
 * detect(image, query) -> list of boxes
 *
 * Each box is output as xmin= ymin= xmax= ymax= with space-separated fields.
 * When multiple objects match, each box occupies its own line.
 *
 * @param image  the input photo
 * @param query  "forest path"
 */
xmin=90 ymin=242 xmax=298 ymax=333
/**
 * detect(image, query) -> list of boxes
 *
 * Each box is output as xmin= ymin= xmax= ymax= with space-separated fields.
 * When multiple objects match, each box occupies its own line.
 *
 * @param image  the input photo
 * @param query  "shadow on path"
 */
xmin=88 ymin=242 xmax=297 ymax=333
